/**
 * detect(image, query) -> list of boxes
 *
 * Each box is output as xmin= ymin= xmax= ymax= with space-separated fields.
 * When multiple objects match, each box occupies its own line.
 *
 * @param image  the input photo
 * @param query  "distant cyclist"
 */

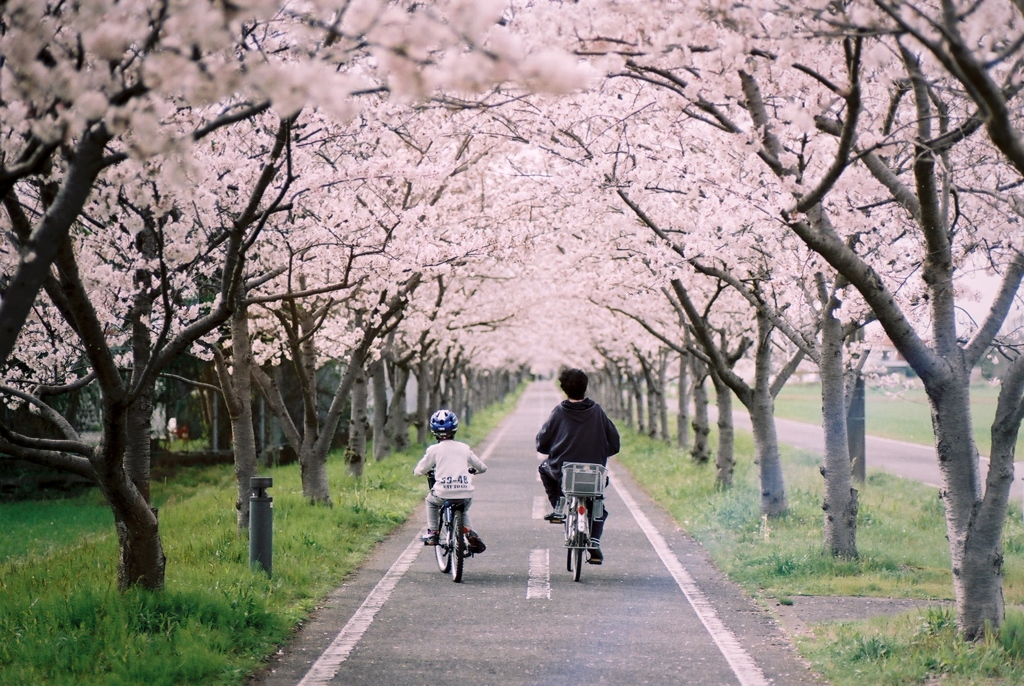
xmin=414 ymin=409 xmax=488 ymax=553
xmin=536 ymin=368 xmax=620 ymax=564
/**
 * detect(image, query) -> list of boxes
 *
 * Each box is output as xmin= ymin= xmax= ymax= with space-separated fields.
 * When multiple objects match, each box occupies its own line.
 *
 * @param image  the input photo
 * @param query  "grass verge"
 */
xmin=615 ymin=426 xmax=1024 ymax=685
xmin=0 ymin=390 xmax=521 ymax=686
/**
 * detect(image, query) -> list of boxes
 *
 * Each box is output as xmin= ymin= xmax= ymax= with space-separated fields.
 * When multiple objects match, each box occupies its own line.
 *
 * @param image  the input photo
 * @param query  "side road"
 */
xmin=250 ymin=384 xmax=821 ymax=686
xmin=716 ymin=407 xmax=1024 ymax=502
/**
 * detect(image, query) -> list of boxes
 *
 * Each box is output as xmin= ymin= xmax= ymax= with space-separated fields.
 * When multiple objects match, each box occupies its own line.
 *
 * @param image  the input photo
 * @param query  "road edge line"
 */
xmin=613 ymin=479 xmax=770 ymax=686
xmin=296 ymin=533 xmax=423 ymax=685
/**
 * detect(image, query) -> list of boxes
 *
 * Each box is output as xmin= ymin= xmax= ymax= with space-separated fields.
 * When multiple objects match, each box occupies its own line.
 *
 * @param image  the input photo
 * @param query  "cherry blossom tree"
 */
xmin=0 ymin=109 xmax=296 ymax=590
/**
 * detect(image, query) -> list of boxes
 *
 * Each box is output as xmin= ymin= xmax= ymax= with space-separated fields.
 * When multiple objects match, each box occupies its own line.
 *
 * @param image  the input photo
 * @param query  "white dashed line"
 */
xmin=532 ymin=495 xmax=549 ymax=519
xmin=613 ymin=479 xmax=770 ymax=686
xmin=527 ymin=548 xmax=551 ymax=599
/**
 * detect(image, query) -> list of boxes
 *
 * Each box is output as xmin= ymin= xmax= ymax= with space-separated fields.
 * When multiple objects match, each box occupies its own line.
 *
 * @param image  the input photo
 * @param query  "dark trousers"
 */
xmin=538 ymin=463 xmax=608 ymax=541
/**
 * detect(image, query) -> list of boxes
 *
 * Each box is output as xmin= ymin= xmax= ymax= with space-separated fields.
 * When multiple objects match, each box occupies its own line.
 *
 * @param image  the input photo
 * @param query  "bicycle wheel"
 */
xmin=451 ymin=509 xmax=465 ymax=582
xmin=573 ymin=498 xmax=589 ymax=582
xmin=564 ymin=498 xmax=577 ymax=572
xmin=434 ymin=510 xmax=452 ymax=573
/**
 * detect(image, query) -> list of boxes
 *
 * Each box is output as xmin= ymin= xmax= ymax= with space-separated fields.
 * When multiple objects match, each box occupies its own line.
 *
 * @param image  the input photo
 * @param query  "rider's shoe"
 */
xmin=543 ymin=511 xmax=566 ymax=523
xmin=466 ymin=531 xmax=487 ymax=554
xmin=422 ymin=530 xmax=438 ymax=546
xmin=587 ymin=539 xmax=603 ymax=565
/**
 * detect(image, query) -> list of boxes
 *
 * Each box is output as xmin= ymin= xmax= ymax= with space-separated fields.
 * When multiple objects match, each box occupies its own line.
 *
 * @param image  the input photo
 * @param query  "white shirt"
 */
xmin=413 ymin=439 xmax=488 ymax=499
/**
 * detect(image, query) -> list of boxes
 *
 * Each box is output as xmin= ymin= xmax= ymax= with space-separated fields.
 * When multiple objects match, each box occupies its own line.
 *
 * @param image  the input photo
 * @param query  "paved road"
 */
xmin=717 ymin=408 xmax=1024 ymax=502
xmin=253 ymin=384 xmax=819 ymax=686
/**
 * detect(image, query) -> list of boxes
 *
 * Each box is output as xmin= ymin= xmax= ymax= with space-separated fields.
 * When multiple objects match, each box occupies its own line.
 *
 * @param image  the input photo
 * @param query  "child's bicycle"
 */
xmin=433 ymin=498 xmax=471 ymax=582
xmin=426 ymin=469 xmax=481 ymax=583
xmin=560 ymin=462 xmax=607 ymax=582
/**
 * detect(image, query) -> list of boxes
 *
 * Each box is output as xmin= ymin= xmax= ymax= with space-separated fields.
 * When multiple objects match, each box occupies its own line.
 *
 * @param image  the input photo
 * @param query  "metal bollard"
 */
xmin=249 ymin=476 xmax=273 ymax=577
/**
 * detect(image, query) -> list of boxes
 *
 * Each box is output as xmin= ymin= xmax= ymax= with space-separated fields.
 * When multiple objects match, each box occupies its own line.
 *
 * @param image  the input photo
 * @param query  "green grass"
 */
xmin=0 ymin=493 xmax=113 ymax=559
xmin=804 ymin=607 xmax=1024 ymax=685
xmin=0 ymin=389 xmax=522 ymax=686
xmin=774 ymin=381 xmax=1023 ymax=457
xmin=616 ymin=425 xmax=1024 ymax=685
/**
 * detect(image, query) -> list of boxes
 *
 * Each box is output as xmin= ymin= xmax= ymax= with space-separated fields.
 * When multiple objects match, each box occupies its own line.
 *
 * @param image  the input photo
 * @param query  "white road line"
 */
xmin=297 ymin=534 xmax=423 ymax=685
xmin=527 ymin=548 xmax=551 ymax=599
xmin=479 ymin=421 xmax=512 ymax=461
xmin=532 ymin=495 xmax=549 ymax=519
xmin=613 ymin=480 xmax=770 ymax=686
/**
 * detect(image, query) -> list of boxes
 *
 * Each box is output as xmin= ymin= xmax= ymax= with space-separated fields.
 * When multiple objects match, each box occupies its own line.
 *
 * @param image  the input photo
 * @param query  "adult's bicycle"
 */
xmin=560 ymin=462 xmax=607 ymax=582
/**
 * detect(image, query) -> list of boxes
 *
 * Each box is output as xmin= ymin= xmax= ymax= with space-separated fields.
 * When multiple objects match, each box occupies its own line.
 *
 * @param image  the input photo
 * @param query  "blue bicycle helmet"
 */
xmin=429 ymin=409 xmax=459 ymax=438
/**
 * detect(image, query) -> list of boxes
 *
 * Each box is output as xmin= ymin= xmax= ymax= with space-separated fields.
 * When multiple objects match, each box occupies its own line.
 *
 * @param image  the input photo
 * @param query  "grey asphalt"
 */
xmin=251 ymin=384 xmax=821 ymax=686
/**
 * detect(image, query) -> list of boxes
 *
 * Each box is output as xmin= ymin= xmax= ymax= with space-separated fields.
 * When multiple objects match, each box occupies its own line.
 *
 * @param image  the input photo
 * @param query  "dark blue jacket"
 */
xmin=536 ymin=399 xmax=620 ymax=474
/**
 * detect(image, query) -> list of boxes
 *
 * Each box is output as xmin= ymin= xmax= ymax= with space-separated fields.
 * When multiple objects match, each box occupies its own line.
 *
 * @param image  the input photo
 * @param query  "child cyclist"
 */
xmin=413 ymin=409 xmax=487 ymax=554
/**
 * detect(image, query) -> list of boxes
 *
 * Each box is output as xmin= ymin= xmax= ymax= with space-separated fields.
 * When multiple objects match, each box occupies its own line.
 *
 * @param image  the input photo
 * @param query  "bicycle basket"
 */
xmin=561 ymin=462 xmax=606 ymax=496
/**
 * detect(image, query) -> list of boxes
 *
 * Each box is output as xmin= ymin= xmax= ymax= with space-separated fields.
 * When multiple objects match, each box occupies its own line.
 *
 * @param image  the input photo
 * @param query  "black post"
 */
xmin=249 ymin=476 xmax=273 ymax=576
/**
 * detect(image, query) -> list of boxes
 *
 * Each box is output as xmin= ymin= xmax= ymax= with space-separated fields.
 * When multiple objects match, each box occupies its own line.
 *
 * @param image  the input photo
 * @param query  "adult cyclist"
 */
xmin=536 ymin=368 xmax=619 ymax=564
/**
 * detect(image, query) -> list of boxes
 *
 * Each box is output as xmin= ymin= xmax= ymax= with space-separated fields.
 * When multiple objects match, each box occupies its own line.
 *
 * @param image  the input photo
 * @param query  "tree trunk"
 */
xmin=658 ymin=352 xmax=670 ymax=443
xmin=958 ymin=355 xmax=1024 ymax=639
xmin=691 ymin=362 xmax=711 ymax=464
xmin=117 ymin=247 xmax=166 ymax=588
xmin=280 ymin=307 xmax=335 ymax=504
xmin=452 ymin=366 xmax=467 ymax=424
xmin=296 ymin=439 xmax=331 ymax=503
xmin=125 ymin=232 xmax=157 ymax=503
xmin=372 ymin=360 xmax=390 ymax=461
xmin=928 ymin=371 xmax=1004 ymax=639
xmin=220 ymin=299 xmax=259 ymax=531
xmin=624 ymin=379 xmax=635 ymax=430
xmin=389 ymin=363 xmax=411 ymax=452
xmin=677 ymin=351 xmax=692 ymax=450
xmin=97 ymin=406 xmax=166 ymax=591
xmin=462 ymin=368 xmax=474 ymax=427
xmin=601 ymin=366 xmax=626 ymax=421
xmin=709 ymin=368 xmax=734 ymax=488
xmin=110 ymin=490 xmax=165 ymax=591
xmin=630 ymin=372 xmax=646 ymax=435
xmin=645 ymin=362 xmax=660 ymax=439
xmin=820 ymin=291 xmax=858 ymax=558
xmin=124 ymin=385 xmax=154 ymax=502
xmin=749 ymin=315 xmax=788 ymax=517
xmin=429 ymin=360 xmax=444 ymax=417
xmin=347 ymin=364 xmax=369 ymax=477
xmin=416 ymin=357 xmax=430 ymax=445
